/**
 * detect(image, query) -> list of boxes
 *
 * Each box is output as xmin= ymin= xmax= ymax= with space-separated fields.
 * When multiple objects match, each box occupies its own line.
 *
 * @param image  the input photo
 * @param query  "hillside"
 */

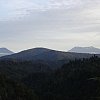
xmin=1 ymin=47 xmax=100 ymax=70
xmin=0 ymin=48 xmax=14 ymax=57
xmin=0 ymin=73 xmax=38 ymax=100
xmin=0 ymin=54 xmax=100 ymax=100
xmin=68 ymin=46 xmax=100 ymax=54
xmin=22 ymin=56 xmax=100 ymax=100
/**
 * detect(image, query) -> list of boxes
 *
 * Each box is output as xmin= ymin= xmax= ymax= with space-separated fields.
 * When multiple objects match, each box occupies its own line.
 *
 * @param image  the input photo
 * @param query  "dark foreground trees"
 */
xmin=0 ymin=73 xmax=38 ymax=100
xmin=23 ymin=56 xmax=100 ymax=100
xmin=0 ymin=56 xmax=100 ymax=100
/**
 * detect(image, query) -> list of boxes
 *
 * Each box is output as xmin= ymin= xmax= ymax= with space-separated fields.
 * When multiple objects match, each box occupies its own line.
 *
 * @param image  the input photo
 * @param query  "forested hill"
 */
xmin=22 ymin=56 xmax=100 ymax=100
xmin=1 ymin=47 xmax=100 ymax=70
xmin=0 ymin=56 xmax=100 ymax=100
xmin=0 ymin=73 xmax=38 ymax=100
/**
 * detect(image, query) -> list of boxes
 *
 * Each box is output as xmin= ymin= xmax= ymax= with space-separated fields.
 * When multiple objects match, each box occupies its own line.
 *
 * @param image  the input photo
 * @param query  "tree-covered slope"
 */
xmin=22 ymin=56 xmax=100 ymax=100
xmin=1 ymin=47 xmax=100 ymax=70
xmin=0 ymin=55 xmax=100 ymax=100
xmin=0 ymin=73 xmax=38 ymax=100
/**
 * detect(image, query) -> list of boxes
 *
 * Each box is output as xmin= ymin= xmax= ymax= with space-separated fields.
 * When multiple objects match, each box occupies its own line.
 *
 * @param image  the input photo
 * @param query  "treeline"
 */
xmin=0 ymin=60 xmax=51 ymax=80
xmin=23 ymin=56 xmax=100 ymax=100
xmin=0 ymin=73 xmax=38 ymax=100
xmin=0 ymin=56 xmax=100 ymax=100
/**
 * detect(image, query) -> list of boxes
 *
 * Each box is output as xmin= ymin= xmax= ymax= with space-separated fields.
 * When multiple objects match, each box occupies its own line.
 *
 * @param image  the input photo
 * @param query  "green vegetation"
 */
xmin=0 ymin=55 xmax=100 ymax=100
xmin=23 ymin=56 xmax=100 ymax=100
xmin=0 ymin=73 xmax=38 ymax=100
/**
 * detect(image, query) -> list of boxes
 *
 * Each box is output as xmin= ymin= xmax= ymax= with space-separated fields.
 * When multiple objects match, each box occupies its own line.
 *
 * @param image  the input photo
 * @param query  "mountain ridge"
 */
xmin=1 ymin=47 xmax=97 ymax=60
xmin=0 ymin=48 xmax=14 ymax=57
xmin=68 ymin=46 xmax=100 ymax=54
xmin=1 ymin=47 xmax=100 ymax=70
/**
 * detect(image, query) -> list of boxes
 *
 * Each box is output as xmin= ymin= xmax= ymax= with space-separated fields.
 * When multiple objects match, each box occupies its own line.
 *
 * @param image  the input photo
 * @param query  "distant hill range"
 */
xmin=0 ymin=47 xmax=100 ymax=100
xmin=0 ymin=48 xmax=14 ymax=57
xmin=1 ymin=47 xmax=100 ymax=70
xmin=0 ymin=47 xmax=96 ymax=61
xmin=68 ymin=46 xmax=100 ymax=54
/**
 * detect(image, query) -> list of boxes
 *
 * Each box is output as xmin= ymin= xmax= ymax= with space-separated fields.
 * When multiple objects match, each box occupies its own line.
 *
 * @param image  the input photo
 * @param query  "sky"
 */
xmin=0 ymin=0 xmax=100 ymax=52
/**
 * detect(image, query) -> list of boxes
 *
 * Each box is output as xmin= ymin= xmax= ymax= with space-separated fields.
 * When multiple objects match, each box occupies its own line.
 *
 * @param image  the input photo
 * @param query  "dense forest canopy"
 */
xmin=0 ymin=56 xmax=100 ymax=100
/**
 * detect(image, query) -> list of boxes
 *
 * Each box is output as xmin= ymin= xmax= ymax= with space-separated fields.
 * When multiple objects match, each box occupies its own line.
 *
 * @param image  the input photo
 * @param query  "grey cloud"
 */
xmin=0 ymin=0 xmax=100 ymax=51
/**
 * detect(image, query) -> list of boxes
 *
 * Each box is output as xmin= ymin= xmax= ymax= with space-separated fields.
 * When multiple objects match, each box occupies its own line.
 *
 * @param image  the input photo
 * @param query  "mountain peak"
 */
xmin=32 ymin=47 xmax=51 ymax=50
xmin=0 ymin=48 xmax=14 ymax=57
xmin=68 ymin=46 xmax=100 ymax=54
xmin=20 ymin=47 xmax=52 ymax=54
xmin=0 ymin=48 xmax=13 ymax=53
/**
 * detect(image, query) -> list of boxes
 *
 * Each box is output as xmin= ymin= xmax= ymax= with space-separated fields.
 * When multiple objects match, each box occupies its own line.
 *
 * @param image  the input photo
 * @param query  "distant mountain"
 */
xmin=1 ymin=47 xmax=100 ymax=70
xmin=68 ymin=46 xmax=100 ymax=54
xmin=0 ymin=48 xmax=14 ymax=57
xmin=0 ymin=47 xmax=95 ymax=60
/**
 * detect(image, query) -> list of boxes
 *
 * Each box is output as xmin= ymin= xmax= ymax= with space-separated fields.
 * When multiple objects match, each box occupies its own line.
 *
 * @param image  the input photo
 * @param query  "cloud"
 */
xmin=0 ymin=0 xmax=84 ymax=20
xmin=0 ymin=0 xmax=45 ymax=20
xmin=0 ymin=0 xmax=100 ymax=51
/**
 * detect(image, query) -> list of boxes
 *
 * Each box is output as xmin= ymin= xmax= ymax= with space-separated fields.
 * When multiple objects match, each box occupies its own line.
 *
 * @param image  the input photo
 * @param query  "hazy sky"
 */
xmin=0 ymin=0 xmax=100 ymax=52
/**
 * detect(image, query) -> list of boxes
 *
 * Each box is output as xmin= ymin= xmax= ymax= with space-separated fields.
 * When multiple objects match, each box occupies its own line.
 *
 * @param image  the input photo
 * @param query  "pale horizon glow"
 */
xmin=0 ymin=0 xmax=100 ymax=52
